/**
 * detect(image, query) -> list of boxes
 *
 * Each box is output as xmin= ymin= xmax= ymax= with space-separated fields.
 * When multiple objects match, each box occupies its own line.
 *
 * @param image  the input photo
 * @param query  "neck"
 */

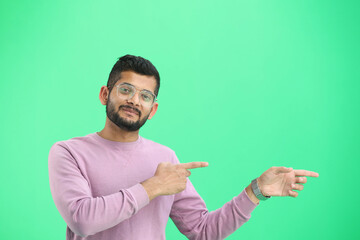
xmin=98 ymin=117 xmax=139 ymax=142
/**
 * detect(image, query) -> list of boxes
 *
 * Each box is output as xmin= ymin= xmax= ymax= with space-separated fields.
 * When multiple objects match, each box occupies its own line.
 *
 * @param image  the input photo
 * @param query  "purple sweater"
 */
xmin=48 ymin=132 xmax=258 ymax=240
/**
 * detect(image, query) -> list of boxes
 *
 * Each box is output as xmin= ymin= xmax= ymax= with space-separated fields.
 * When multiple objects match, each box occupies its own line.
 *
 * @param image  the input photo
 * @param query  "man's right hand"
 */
xmin=141 ymin=162 xmax=209 ymax=201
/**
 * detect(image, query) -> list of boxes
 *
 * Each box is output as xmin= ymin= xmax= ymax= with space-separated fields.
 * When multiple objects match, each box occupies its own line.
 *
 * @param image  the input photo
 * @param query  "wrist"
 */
xmin=246 ymin=184 xmax=260 ymax=205
xmin=256 ymin=178 xmax=268 ymax=196
xmin=140 ymin=177 xmax=160 ymax=201
xmin=251 ymin=178 xmax=271 ymax=201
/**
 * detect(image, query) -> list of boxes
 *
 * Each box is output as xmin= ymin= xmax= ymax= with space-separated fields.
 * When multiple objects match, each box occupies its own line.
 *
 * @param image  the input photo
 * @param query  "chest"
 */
xmin=77 ymin=148 xmax=165 ymax=197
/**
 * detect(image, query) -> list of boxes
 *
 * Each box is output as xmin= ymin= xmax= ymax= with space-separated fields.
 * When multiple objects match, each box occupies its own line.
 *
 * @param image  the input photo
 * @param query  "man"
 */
xmin=48 ymin=54 xmax=319 ymax=240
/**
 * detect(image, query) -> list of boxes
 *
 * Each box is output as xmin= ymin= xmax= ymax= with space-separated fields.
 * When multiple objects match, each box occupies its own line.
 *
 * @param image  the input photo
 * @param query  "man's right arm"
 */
xmin=48 ymin=142 xmax=150 ymax=238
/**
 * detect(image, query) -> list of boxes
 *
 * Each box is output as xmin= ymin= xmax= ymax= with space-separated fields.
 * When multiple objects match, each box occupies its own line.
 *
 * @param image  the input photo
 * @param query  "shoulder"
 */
xmin=141 ymin=136 xmax=175 ymax=153
xmin=140 ymin=136 xmax=178 ymax=162
xmin=49 ymin=133 xmax=96 ymax=153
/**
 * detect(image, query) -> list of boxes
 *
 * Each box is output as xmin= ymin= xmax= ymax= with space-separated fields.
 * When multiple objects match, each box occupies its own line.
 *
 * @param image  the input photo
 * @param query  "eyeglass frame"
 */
xmin=114 ymin=82 xmax=158 ymax=107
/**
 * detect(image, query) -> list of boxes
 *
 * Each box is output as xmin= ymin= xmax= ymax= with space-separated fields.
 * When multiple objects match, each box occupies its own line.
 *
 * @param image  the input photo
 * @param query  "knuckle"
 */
xmin=159 ymin=162 xmax=168 ymax=167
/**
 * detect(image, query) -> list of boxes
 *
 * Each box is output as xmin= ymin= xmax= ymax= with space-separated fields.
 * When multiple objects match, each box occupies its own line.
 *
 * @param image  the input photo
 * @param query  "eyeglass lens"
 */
xmin=117 ymin=84 xmax=155 ymax=106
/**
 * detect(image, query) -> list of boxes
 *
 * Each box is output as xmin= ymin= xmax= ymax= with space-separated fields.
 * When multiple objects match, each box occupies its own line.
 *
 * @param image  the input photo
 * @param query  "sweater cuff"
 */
xmin=126 ymin=183 xmax=150 ymax=211
xmin=233 ymin=188 xmax=259 ymax=217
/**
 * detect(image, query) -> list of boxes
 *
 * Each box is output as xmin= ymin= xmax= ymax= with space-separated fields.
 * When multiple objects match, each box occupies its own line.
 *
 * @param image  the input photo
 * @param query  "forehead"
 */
xmin=116 ymin=71 xmax=157 ymax=93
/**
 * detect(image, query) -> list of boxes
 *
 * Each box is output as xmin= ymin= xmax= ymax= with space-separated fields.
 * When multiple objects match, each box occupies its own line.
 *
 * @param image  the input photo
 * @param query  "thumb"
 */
xmin=274 ymin=166 xmax=293 ymax=174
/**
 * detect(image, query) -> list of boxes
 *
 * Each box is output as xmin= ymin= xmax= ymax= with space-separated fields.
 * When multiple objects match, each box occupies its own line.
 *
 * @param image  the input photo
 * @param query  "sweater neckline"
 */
xmin=91 ymin=132 xmax=143 ymax=150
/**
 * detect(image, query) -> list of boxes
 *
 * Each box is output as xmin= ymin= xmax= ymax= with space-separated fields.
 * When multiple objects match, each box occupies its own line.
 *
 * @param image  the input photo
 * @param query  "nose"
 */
xmin=127 ymin=90 xmax=141 ymax=106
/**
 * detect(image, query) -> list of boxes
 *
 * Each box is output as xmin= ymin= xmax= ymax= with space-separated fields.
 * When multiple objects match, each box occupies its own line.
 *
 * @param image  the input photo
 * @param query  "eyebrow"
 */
xmin=121 ymin=82 xmax=154 ymax=95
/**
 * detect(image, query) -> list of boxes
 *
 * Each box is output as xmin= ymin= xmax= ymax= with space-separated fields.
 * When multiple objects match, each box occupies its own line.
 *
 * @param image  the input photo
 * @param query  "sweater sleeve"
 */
xmin=48 ymin=142 xmax=149 ymax=238
xmin=169 ymin=153 xmax=258 ymax=240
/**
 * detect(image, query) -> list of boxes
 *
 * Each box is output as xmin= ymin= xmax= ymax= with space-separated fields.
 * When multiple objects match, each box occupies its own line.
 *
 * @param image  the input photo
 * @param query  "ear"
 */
xmin=99 ymin=86 xmax=109 ymax=105
xmin=148 ymin=102 xmax=158 ymax=120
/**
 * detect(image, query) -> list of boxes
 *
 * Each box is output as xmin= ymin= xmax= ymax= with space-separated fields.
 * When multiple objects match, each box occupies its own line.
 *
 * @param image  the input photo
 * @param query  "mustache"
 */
xmin=119 ymin=105 xmax=141 ymax=116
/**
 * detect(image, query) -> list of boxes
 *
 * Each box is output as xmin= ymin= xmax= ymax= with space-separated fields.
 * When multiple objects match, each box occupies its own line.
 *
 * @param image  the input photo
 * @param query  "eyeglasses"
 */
xmin=115 ymin=83 xmax=157 ymax=107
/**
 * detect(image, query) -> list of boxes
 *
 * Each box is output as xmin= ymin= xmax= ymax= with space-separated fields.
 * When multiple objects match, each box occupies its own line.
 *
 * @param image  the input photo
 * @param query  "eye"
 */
xmin=119 ymin=87 xmax=132 ymax=94
xmin=141 ymin=93 xmax=153 ymax=102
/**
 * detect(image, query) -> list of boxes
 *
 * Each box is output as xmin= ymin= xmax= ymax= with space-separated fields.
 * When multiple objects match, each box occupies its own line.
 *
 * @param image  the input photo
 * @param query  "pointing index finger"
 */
xmin=178 ymin=162 xmax=209 ymax=169
xmin=294 ymin=169 xmax=319 ymax=177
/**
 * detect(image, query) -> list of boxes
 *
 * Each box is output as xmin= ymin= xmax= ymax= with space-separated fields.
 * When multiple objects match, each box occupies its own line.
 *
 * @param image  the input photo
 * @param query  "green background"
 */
xmin=1 ymin=0 xmax=359 ymax=239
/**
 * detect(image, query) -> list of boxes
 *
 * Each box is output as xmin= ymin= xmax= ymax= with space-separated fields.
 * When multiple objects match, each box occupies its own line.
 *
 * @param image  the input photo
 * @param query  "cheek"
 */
xmin=144 ymin=109 xmax=153 ymax=119
xmin=107 ymin=98 xmax=121 ymax=112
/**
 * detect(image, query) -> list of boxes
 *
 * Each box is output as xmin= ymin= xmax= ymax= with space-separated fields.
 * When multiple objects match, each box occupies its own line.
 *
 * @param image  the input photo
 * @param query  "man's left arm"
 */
xmin=170 ymin=160 xmax=319 ymax=240
xmin=170 ymin=178 xmax=259 ymax=240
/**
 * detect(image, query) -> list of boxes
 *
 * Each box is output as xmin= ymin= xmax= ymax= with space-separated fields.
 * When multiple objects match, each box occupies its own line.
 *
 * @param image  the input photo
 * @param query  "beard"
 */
xmin=106 ymin=98 xmax=150 ymax=132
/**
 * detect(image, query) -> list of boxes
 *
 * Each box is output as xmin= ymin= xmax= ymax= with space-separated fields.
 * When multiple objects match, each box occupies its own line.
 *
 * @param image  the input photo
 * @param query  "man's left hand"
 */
xmin=257 ymin=167 xmax=319 ymax=198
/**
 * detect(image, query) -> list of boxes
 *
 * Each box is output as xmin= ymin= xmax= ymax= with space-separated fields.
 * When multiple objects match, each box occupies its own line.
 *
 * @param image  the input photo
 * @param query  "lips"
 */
xmin=121 ymin=106 xmax=139 ymax=115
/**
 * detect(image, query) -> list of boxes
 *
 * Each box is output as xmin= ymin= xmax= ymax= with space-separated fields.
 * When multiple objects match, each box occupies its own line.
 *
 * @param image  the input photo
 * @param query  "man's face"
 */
xmin=105 ymin=71 xmax=158 ymax=132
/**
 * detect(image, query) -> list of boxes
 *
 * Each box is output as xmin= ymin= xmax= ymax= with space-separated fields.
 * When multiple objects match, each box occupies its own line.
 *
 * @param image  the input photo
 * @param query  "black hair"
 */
xmin=107 ymin=54 xmax=160 ymax=96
